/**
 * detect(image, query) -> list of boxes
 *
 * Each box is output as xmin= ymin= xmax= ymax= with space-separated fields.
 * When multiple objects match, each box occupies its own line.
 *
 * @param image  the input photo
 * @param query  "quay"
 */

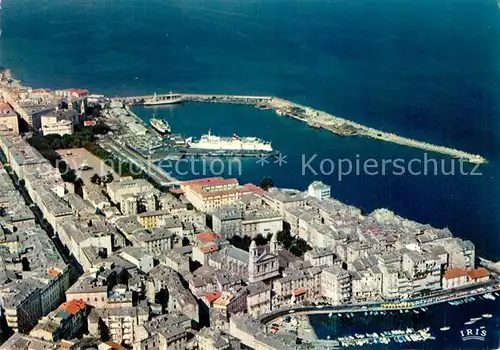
xmin=110 ymin=92 xmax=487 ymax=164
xmin=259 ymin=280 xmax=500 ymax=325
xmin=99 ymin=138 xmax=177 ymax=187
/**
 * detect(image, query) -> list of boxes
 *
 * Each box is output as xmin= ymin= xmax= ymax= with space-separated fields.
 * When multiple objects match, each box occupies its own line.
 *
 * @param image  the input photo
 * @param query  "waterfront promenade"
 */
xmin=110 ymin=93 xmax=486 ymax=164
xmin=259 ymin=279 xmax=500 ymax=325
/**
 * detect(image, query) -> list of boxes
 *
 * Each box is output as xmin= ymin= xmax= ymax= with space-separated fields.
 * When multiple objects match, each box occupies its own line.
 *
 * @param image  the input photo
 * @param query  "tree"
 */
xmin=277 ymin=229 xmax=293 ymax=250
xmin=93 ymin=120 xmax=110 ymax=135
xmin=259 ymin=177 xmax=274 ymax=191
xmin=228 ymin=235 xmax=253 ymax=251
xmin=74 ymin=178 xmax=84 ymax=197
xmin=90 ymin=173 xmax=101 ymax=184
xmin=276 ymin=229 xmax=311 ymax=257
xmin=254 ymin=233 xmax=271 ymax=246
xmin=105 ymin=172 xmax=114 ymax=184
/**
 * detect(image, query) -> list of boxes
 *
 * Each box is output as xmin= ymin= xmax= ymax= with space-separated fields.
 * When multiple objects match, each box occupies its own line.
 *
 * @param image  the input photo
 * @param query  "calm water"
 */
xmin=1 ymin=0 xmax=499 ymax=347
xmin=309 ymin=298 xmax=500 ymax=349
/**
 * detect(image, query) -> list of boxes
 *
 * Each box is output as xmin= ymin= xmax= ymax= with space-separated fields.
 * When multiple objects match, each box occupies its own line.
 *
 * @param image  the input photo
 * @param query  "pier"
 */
xmin=109 ymin=92 xmax=487 ymax=164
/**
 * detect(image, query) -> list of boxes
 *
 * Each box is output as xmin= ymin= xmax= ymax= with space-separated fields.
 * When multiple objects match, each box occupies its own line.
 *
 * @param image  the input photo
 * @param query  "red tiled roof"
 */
xmin=200 ymin=244 xmax=218 ymax=254
xmin=181 ymin=177 xmax=238 ymax=187
xmin=443 ymin=267 xmax=468 ymax=280
xmin=195 ymin=232 xmax=221 ymax=244
xmin=58 ymin=299 xmax=86 ymax=315
xmin=47 ymin=267 xmax=62 ymax=276
xmin=204 ymin=291 xmax=221 ymax=303
xmin=66 ymin=88 xmax=89 ymax=95
xmin=190 ymin=185 xmax=251 ymax=198
xmin=467 ymin=267 xmax=489 ymax=280
xmin=293 ymin=288 xmax=307 ymax=296
xmin=243 ymin=183 xmax=265 ymax=195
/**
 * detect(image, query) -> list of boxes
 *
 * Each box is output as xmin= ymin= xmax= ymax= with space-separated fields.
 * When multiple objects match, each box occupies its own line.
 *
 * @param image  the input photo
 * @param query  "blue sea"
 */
xmin=1 ymin=0 xmax=499 ymax=347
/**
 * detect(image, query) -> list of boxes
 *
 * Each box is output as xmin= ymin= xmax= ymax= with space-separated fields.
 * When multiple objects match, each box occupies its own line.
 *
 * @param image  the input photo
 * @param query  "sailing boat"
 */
xmin=440 ymin=312 xmax=451 ymax=331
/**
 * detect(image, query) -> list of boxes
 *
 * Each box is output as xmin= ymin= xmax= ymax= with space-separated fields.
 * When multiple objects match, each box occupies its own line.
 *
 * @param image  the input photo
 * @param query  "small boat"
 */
xmin=350 ymin=313 xmax=354 ymax=317
xmin=440 ymin=326 xmax=451 ymax=331
xmin=471 ymin=317 xmax=482 ymax=322
xmin=328 ymin=312 xmax=333 ymax=317
xmin=413 ymin=310 xmax=419 ymax=314
xmin=420 ymin=308 xmax=426 ymax=312
xmin=465 ymin=320 xmax=476 ymax=325
xmin=483 ymin=313 xmax=493 ymax=318
xmin=484 ymin=293 xmax=496 ymax=300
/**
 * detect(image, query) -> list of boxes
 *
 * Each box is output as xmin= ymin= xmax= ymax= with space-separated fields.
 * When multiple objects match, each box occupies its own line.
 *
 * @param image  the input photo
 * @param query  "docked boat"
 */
xmin=483 ymin=314 xmax=493 ymax=318
xmin=440 ymin=312 xmax=450 ymax=331
xmin=464 ymin=320 xmax=476 ymax=325
xmin=186 ymin=130 xmax=273 ymax=153
xmin=328 ymin=312 xmax=333 ymax=317
xmin=484 ymin=293 xmax=496 ymax=300
xmin=144 ymin=92 xmax=183 ymax=106
xmin=150 ymin=116 xmax=171 ymax=134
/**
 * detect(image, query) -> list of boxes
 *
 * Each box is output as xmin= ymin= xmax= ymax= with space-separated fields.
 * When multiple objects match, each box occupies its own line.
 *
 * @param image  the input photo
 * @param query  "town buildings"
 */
xmin=41 ymin=113 xmax=74 ymax=136
xmin=0 ymin=80 xmax=494 ymax=350
xmin=180 ymin=177 xmax=255 ymax=213
xmin=0 ymin=102 xmax=19 ymax=135
xmin=212 ymin=193 xmax=283 ymax=238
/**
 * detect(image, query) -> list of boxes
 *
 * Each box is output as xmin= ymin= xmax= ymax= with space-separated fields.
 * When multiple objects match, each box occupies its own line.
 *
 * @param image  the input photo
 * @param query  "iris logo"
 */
xmin=461 ymin=327 xmax=487 ymax=342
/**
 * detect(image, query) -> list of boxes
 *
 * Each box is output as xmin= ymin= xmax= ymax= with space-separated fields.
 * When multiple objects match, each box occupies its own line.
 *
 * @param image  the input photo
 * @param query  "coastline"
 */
xmin=0 ymin=67 xmax=487 ymax=165
xmin=112 ymin=92 xmax=487 ymax=165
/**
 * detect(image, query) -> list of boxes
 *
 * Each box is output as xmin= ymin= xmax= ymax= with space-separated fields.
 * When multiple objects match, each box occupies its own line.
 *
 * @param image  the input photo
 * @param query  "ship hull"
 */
xmin=150 ymin=119 xmax=171 ymax=134
xmin=187 ymin=142 xmax=272 ymax=152
xmin=144 ymin=98 xmax=183 ymax=106
xmin=186 ymin=131 xmax=273 ymax=152
xmin=151 ymin=125 xmax=169 ymax=134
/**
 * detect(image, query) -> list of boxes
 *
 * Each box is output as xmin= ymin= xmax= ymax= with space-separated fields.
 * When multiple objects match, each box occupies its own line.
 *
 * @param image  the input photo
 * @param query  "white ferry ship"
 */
xmin=186 ymin=130 xmax=272 ymax=152
xmin=150 ymin=116 xmax=171 ymax=134
xmin=144 ymin=92 xmax=183 ymax=106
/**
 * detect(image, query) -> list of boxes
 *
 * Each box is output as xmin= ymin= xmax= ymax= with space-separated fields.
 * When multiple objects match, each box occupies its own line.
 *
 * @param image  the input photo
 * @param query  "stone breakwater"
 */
xmin=113 ymin=92 xmax=487 ymax=164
